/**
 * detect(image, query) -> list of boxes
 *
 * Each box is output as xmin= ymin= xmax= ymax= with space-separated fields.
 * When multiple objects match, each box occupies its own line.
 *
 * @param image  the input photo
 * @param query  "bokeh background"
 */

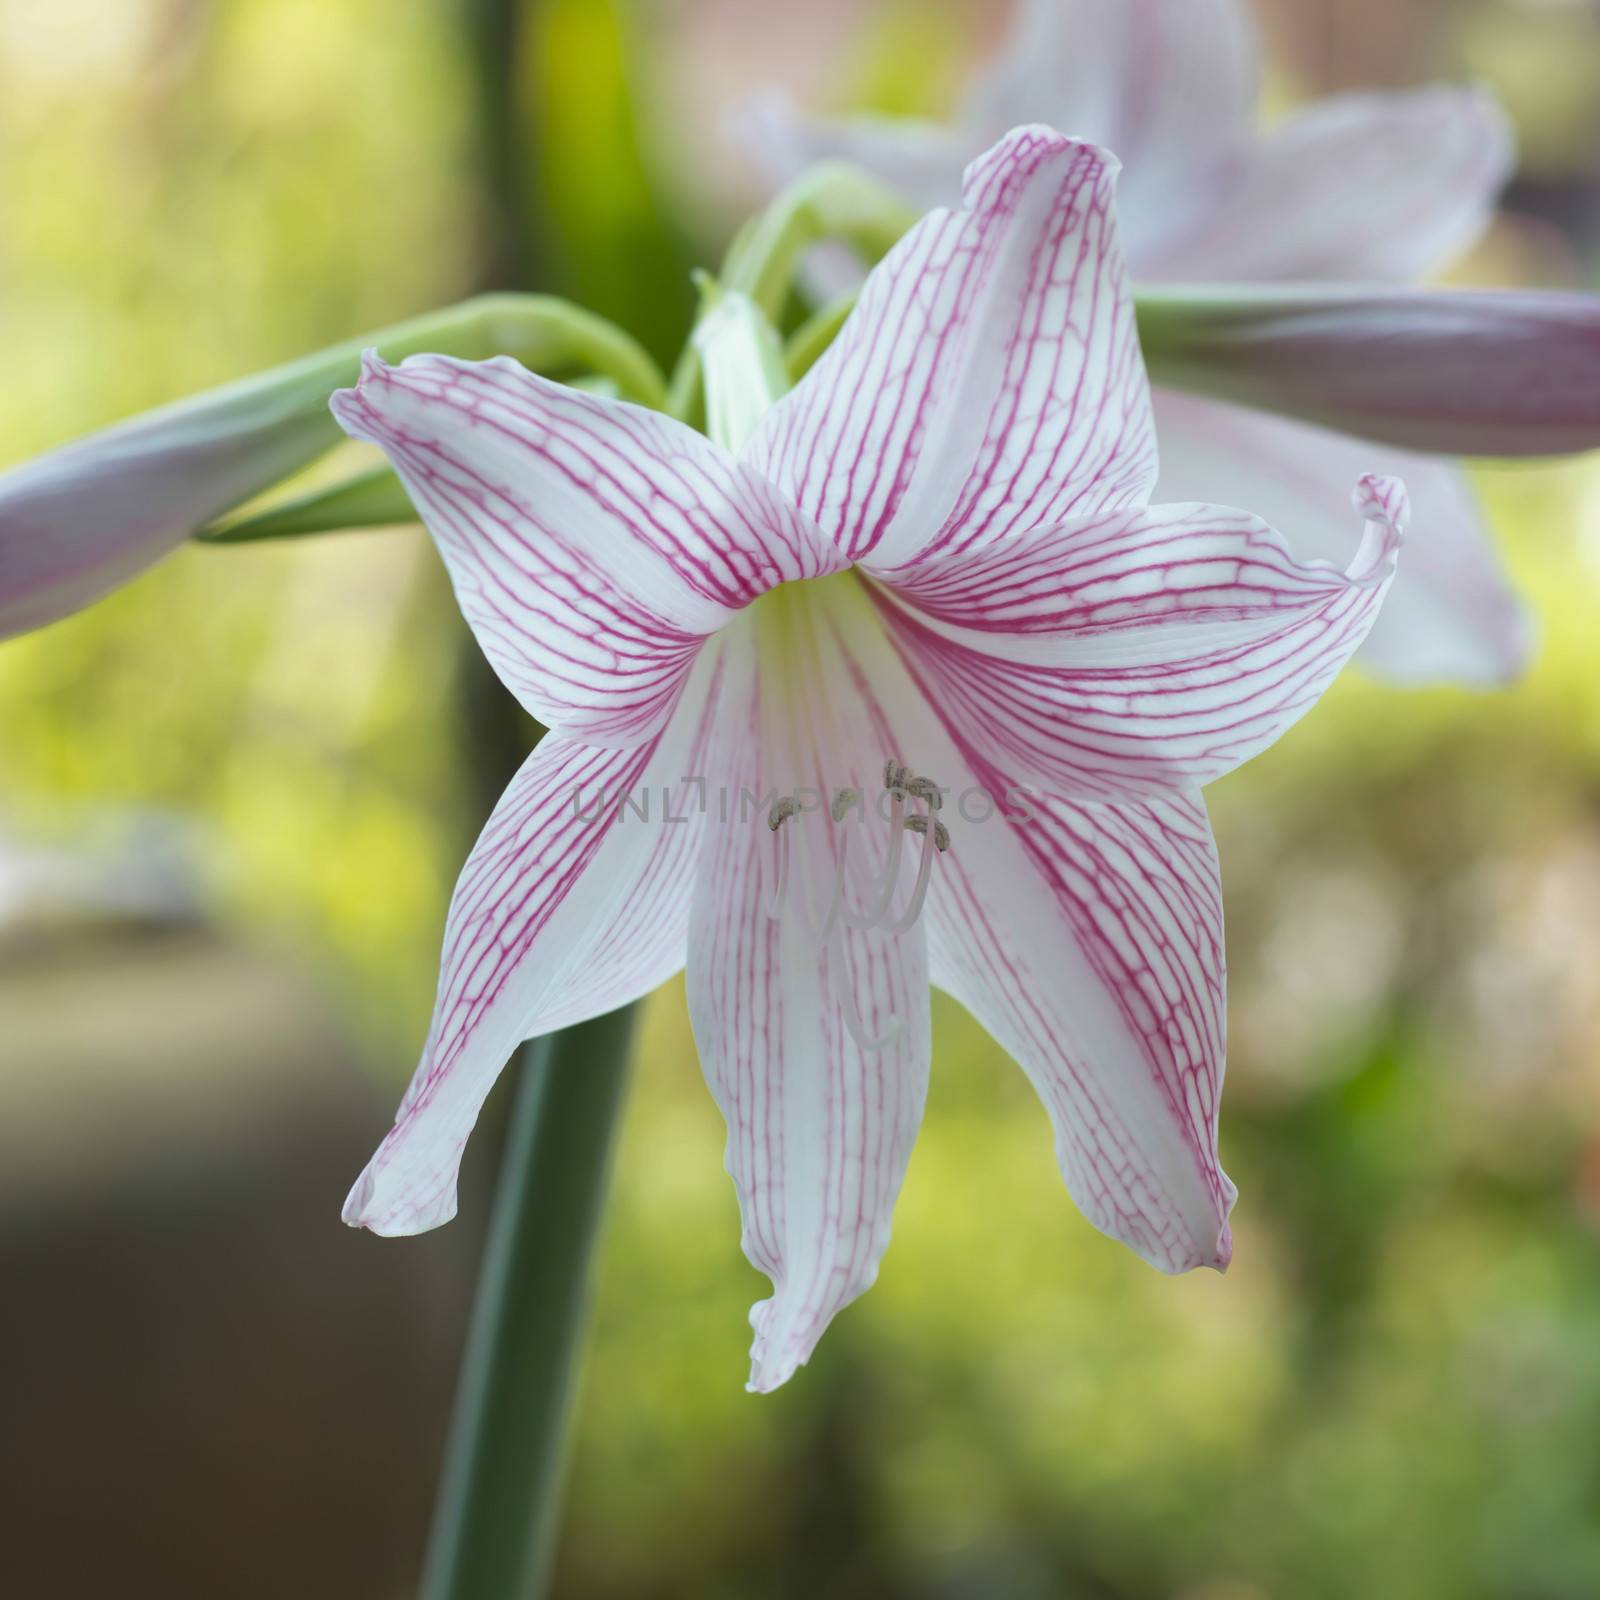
xmin=3 ymin=0 xmax=1600 ymax=1595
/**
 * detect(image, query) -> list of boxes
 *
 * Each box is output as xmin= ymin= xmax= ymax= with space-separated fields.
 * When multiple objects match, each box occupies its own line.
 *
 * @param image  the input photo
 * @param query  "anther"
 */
xmin=903 ymin=815 xmax=951 ymax=853
xmin=831 ymin=788 xmax=861 ymax=822
xmin=768 ymin=796 xmax=800 ymax=832
xmin=903 ymin=776 xmax=943 ymax=811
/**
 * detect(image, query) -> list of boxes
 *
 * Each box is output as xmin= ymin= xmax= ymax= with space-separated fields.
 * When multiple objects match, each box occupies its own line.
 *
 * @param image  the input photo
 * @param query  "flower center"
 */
xmin=764 ymin=756 xmax=949 ymax=1051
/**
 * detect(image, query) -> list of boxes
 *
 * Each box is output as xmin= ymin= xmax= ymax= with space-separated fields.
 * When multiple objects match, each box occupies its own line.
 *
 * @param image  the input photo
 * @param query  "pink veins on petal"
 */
xmin=330 ymin=127 xmax=1406 ymax=1391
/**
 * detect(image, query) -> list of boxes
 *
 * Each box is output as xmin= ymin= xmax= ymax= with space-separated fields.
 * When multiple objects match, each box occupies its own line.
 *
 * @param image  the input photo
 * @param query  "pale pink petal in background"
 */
xmin=1154 ymin=390 xmax=1531 ymax=685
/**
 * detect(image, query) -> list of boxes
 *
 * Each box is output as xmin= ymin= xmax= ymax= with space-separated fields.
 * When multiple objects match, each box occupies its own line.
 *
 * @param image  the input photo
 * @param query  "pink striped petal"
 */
xmin=965 ymin=0 xmax=1258 ymax=269
xmin=1153 ymin=389 xmax=1529 ymax=686
xmin=1140 ymin=287 xmax=1600 ymax=460
xmin=746 ymin=128 xmax=1156 ymax=570
xmin=874 ymin=477 xmax=1407 ymax=800
xmin=344 ymin=650 xmax=726 ymax=1236
xmin=817 ymin=606 xmax=1234 ymax=1274
xmin=925 ymin=786 xmax=1234 ymax=1273
xmin=686 ymin=601 xmax=931 ymax=1392
xmin=1142 ymin=86 xmax=1512 ymax=284
xmin=331 ymin=352 xmax=840 ymax=746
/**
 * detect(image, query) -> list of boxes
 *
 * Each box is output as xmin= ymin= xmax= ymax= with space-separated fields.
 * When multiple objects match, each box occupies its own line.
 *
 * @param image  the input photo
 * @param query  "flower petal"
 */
xmin=874 ymin=478 xmax=1407 ymax=799
xmin=344 ymin=649 xmax=726 ymax=1236
xmin=733 ymin=87 xmax=967 ymax=217
xmin=1152 ymin=389 xmax=1530 ymax=686
xmin=1139 ymin=286 xmax=1600 ymax=460
xmin=965 ymin=0 xmax=1258 ymax=264
xmin=331 ymin=352 xmax=839 ymax=745
xmin=746 ymin=128 xmax=1156 ymax=570
xmin=1140 ymin=86 xmax=1513 ymax=283
xmin=811 ymin=601 xmax=1235 ymax=1274
xmin=925 ymin=786 xmax=1234 ymax=1273
xmin=686 ymin=594 xmax=931 ymax=1392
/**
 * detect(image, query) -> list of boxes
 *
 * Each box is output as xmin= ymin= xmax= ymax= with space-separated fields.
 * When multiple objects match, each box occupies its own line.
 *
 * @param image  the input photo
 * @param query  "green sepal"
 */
xmin=199 ymin=467 xmax=416 ymax=544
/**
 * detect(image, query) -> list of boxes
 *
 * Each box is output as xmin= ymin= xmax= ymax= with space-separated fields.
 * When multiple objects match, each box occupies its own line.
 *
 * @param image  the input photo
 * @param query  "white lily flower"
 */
xmin=332 ymin=130 xmax=1406 ymax=1391
xmin=738 ymin=0 xmax=1536 ymax=686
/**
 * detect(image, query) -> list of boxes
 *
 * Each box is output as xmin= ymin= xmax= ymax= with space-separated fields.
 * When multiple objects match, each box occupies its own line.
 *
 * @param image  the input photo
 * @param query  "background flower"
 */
xmin=739 ymin=0 xmax=1564 ymax=687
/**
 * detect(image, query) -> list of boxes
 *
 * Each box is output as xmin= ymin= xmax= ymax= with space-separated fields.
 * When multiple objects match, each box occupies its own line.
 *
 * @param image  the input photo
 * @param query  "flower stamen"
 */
xmin=845 ymin=757 xmax=951 ymax=933
xmin=764 ymin=759 xmax=950 ymax=1050
xmin=828 ymin=923 xmax=904 ymax=1052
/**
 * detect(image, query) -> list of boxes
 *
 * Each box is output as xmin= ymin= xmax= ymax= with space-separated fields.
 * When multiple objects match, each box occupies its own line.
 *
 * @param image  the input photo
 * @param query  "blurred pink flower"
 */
xmin=740 ymin=0 xmax=1552 ymax=687
xmin=332 ymin=130 xmax=1405 ymax=1391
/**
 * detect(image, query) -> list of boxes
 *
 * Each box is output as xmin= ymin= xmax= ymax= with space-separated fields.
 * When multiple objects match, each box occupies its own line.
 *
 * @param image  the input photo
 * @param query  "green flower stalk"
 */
xmin=0 ymin=295 xmax=664 ymax=639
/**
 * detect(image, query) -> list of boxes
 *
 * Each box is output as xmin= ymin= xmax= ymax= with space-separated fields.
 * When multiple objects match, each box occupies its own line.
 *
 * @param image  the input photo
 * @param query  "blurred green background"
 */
xmin=3 ymin=0 xmax=1600 ymax=1595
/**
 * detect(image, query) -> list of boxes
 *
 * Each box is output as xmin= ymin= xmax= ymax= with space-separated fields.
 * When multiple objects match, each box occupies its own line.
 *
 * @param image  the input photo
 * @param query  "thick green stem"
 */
xmin=404 ymin=6 xmax=641 ymax=1596
xmin=420 ymin=1009 xmax=636 ymax=1600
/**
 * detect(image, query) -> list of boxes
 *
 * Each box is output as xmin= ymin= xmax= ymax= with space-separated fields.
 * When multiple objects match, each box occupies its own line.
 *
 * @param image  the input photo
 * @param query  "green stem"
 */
xmin=197 ymin=465 xmax=415 ymax=544
xmin=273 ymin=292 xmax=667 ymax=414
xmin=227 ymin=290 xmax=666 ymax=428
xmin=420 ymin=1008 xmax=636 ymax=1600
xmin=419 ymin=7 xmax=639 ymax=1596
xmin=726 ymin=160 xmax=915 ymax=320
xmin=666 ymin=161 xmax=915 ymax=423
xmin=463 ymin=0 xmax=538 ymax=291
xmin=189 ymin=294 xmax=665 ymax=543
